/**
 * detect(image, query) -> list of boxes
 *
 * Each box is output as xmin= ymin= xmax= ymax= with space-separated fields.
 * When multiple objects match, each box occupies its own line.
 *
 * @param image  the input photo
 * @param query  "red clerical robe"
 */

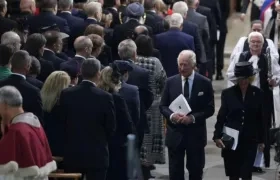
xmin=0 ymin=113 xmax=57 ymax=180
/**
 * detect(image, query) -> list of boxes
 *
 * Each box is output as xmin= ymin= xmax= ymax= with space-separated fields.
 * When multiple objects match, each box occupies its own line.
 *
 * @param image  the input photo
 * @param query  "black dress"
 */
xmin=213 ymin=85 xmax=266 ymax=178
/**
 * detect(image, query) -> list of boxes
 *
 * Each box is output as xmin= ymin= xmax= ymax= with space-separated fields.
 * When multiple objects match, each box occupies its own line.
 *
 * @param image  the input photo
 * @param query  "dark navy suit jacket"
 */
xmin=27 ymin=11 xmax=70 ymax=35
xmin=155 ymin=28 xmax=195 ymax=77
xmin=160 ymin=73 xmax=214 ymax=148
xmin=43 ymin=49 xmax=65 ymax=70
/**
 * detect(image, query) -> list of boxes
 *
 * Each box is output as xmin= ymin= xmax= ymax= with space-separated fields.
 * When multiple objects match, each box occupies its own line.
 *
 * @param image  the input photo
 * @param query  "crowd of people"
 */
xmin=0 ymin=0 xmax=279 ymax=179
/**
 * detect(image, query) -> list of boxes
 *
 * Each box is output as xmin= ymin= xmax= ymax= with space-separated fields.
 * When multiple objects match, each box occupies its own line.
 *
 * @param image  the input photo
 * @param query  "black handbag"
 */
xmin=221 ymin=134 xmax=234 ymax=149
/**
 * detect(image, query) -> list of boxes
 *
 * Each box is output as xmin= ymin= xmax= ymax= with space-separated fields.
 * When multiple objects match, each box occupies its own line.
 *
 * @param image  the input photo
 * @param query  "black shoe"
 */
xmin=215 ymin=74 xmax=224 ymax=80
xmin=253 ymin=167 xmax=266 ymax=173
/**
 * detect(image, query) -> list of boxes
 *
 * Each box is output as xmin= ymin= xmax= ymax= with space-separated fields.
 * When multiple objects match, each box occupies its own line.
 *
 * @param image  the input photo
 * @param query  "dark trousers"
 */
xmin=168 ymin=144 xmax=205 ymax=180
xmin=65 ymin=168 xmax=107 ymax=180
xmin=216 ymin=32 xmax=227 ymax=75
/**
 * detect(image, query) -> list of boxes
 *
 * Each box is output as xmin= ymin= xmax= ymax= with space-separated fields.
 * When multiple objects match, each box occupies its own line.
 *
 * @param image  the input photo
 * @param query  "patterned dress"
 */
xmin=136 ymin=55 xmax=167 ymax=165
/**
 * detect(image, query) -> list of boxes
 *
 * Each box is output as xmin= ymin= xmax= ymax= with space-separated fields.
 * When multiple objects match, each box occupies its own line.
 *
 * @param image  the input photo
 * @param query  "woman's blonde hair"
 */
xmin=41 ymin=71 xmax=71 ymax=112
xmin=98 ymin=66 xmax=121 ymax=93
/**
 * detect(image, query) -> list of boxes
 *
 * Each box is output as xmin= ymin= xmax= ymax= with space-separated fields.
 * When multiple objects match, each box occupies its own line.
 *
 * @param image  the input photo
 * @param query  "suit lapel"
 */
xmin=190 ymin=73 xmax=199 ymax=103
xmin=173 ymin=75 xmax=183 ymax=98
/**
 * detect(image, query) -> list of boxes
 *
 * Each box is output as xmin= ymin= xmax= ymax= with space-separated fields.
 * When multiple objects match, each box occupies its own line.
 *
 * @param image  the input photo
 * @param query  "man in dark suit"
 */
xmin=172 ymin=1 xmax=205 ymax=72
xmin=27 ymin=0 xmax=70 ymax=35
xmin=0 ymin=50 xmax=43 ymax=124
xmin=26 ymin=56 xmax=43 ymax=89
xmin=57 ymin=0 xmax=85 ymax=54
xmin=111 ymin=2 xmax=152 ymax=60
xmin=216 ymin=0 xmax=230 ymax=80
xmin=104 ymin=0 xmax=121 ymax=28
xmin=0 ymin=0 xmax=18 ymax=38
xmin=160 ymin=50 xmax=214 ymax=180
xmin=144 ymin=0 xmax=164 ymax=35
xmin=71 ymin=0 xmax=87 ymax=19
xmin=118 ymin=39 xmax=153 ymax=148
xmin=60 ymin=58 xmax=116 ymax=180
xmin=60 ymin=59 xmax=79 ymax=86
xmin=84 ymin=1 xmax=103 ymax=28
xmin=155 ymin=13 xmax=195 ymax=77
xmin=43 ymin=30 xmax=66 ymax=70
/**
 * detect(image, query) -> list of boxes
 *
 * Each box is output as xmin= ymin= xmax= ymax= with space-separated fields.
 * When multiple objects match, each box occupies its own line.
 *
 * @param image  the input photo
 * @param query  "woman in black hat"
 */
xmin=213 ymin=61 xmax=266 ymax=180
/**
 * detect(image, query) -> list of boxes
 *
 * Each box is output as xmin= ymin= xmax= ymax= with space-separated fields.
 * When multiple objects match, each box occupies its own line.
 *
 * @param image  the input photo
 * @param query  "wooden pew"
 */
xmin=49 ymin=156 xmax=82 ymax=180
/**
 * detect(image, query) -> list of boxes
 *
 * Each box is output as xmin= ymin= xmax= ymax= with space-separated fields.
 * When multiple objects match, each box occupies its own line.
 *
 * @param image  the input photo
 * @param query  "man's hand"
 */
xmin=268 ymin=78 xmax=277 ymax=87
xmin=171 ymin=113 xmax=185 ymax=123
xmin=214 ymin=139 xmax=225 ymax=149
xmin=240 ymin=13 xmax=246 ymax=21
xmin=258 ymin=143 xmax=265 ymax=152
xmin=178 ymin=115 xmax=193 ymax=125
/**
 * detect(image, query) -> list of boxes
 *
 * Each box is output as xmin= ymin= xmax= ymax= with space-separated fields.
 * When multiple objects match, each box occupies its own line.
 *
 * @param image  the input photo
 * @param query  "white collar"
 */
xmin=44 ymin=48 xmax=54 ymax=54
xmin=111 ymin=7 xmax=117 ymax=11
xmin=87 ymin=17 xmax=98 ymax=21
xmin=61 ymin=11 xmax=71 ymax=14
xmin=75 ymin=54 xmax=86 ymax=60
xmin=181 ymin=70 xmax=195 ymax=81
xmin=12 ymin=73 xmax=26 ymax=80
xmin=82 ymin=80 xmax=96 ymax=86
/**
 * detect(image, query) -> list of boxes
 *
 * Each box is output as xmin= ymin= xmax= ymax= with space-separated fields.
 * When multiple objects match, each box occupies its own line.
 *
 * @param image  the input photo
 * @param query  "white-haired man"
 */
xmin=1 ymin=31 xmax=21 ymax=52
xmin=0 ymin=0 xmax=17 ymax=38
xmin=155 ymin=13 xmax=195 ymax=77
xmin=84 ymin=2 xmax=102 ymax=25
xmin=0 ymin=86 xmax=56 ymax=180
xmin=160 ymin=50 xmax=214 ymax=180
xmin=227 ymin=31 xmax=280 ymax=172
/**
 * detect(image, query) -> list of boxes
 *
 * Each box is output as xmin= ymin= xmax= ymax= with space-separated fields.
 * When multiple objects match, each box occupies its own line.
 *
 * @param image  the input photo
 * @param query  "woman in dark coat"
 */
xmin=213 ymin=62 xmax=266 ymax=180
xmin=98 ymin=63 xmax=134 ymax=180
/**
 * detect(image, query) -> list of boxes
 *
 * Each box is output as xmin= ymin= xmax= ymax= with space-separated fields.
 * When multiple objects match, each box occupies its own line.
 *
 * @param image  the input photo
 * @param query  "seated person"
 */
xmin=0 ymin=86 xmax=56 ymax=180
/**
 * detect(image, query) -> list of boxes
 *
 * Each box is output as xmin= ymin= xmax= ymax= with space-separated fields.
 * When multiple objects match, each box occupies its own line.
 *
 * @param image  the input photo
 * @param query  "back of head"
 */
xmin=29 ymin=56 xmax=41 ymax=75
xmin=20 ymin=0 xmax=35 ymax=10
xmin=0 ymin=0 xmax=7 ymax=13
xmin=25 ymin=33 xmax=46 ymax=57
xmin=118 ymin=39 xmax=137 ymax=60
xmin=84 ymin=24 xmax=104 ymax=37
xmin=169 ymin=13 xmax=183 ymax=28
xmin=10 ymin=50 xmax=31 ymax=72
xmin=0 ymin=86 xmax=22 ymax=107
xmin=58 ymin=0 xmax=73 ymax=10
xmin=81 ymin=58 xmax=101 ymax=79
xmin=144 ymin=0 xmax=154 ymax=10
xmin=87 ymin=34 xmax=104 ymax=51
xmin=0 ymin=44 xmax=14 ymax=66
xmin=74 ymin=36 xmax=93 ymax=52
xmin=41 ymin=71 xmax=70 ymax=112
xmin=186 ymin=0 xmax=195 ymax=7
xmin=98 ymin=65 xmax=121 ymax=93
xmin=44 ymin=30 xmax=61 ymax=48
xmin=1 ymin=31 xmax=21 ymax=52
xmin=85 ymin=2 xmax=102 ymax=16
xmin=134 ymin=25 xmax=149 ymax=39
xmin=172 ymin=1 xmax=188 ymax=18
xmin=135 ymin=34 xmax=153 ymax=57
xmin=40 ymin=0 xmax=57 ymax=9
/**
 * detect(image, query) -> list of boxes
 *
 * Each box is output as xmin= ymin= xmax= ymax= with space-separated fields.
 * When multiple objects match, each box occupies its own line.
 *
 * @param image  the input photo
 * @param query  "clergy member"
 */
xmin=0 ymin=86 xmax=56 ymax=180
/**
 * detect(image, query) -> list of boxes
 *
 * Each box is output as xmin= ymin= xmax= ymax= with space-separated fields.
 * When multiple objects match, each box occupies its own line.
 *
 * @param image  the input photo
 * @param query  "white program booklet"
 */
xmin=169 ymin=94 xmax=192 ymax=115
xmin=223 ymin=126 xmax=239 ymax=150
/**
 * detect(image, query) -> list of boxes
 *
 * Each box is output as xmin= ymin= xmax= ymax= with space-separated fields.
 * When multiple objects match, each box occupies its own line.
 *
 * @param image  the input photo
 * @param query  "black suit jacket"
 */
xmin=43 ymin=50 xmax=65 ymax=70
xmin=97 ymin=44 xmax=113 ymax=66
xmin=126 ymin=61 xmax=154 ymax=132
xmin=0 ymin=74 xmax=43 ymax=123
xmin=213 ymin=85 xmax=266 ymax=144
xmin=218 ymin=0 xmax=230 ymax=33
xmin=37 ymin=57 xmax=55 ymax=82
xmin=26 ymin=76 xmax=43 ymax=89
xmin=0 ymin=16 xmax=18 ymax=38
xmin=71 ymin=8 xmax=87 ymax=20
xmin=27 ymin=11 xmax=70 ymax=34
xmin=199 ymin=0 xmax=221 ymax=29
xmin=106 ymin=7 xmax=120 ymax=28
xmin=160 ymin=73 xmax=214 ymax=148
xmin=111 ymin=19 xmax=153 ymax=59
xmin=144 ymin=10 xmax=164 ymax=35
xmin=182 ymin=20 xmax=204 ymax=64
xmin=60 ymin=81 xmax=116 ymax=169
xmin=119 ymin=82 xmax=140 ymax=127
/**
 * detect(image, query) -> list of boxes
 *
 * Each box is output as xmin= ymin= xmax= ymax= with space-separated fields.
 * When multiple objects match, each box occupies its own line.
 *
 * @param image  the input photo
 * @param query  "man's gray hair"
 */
xmin=169 ymin=13 xmax=183 ymax=28
xmin=186 ymin=0 xmax=195 ymax=6
xmin=85 ymin=2 xmax=102 ymax=16
xmin=1 ymin=31 xmax=21 ymax=52
xmin=0 ymin=86 xmax=23 ymax=107
xmin=81 ymin=58 xmax=101 ymax=79
xmin=248 ymin=31 xmax=264 ymax=44
xmin=118 ymin=39 xmax=137 ymax=60
xmin=172 ymin=1 xmax=188 ymax=18
xmin=11 ymin=50 xmax=31 ymax=70
xmin=58 ymin=0 xmax=73 ymax=9
xmin=74 ymin=36 xmax=92 ymax=52
xmin=177 ymin=50 xmax=196 ymax=65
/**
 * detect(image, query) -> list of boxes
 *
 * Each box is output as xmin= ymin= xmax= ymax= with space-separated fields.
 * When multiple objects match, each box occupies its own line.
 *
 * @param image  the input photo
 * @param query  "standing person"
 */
xmin=240 ymin=0 xmax=263 ymax=22
xmin=60 ymin=58 xmax=116 ymax=180
xmin=160 ymin=50 xmax=214 ymax=180
xmin=214 ymin=62 xmax=266 ymax=180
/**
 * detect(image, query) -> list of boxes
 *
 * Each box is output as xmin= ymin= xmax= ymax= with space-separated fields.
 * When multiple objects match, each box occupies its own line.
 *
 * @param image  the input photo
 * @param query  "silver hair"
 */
xmin=118 ymin=39 xmax=137 ymax=60
xmin=1 ymin=31 xmax=21 ymax=52
xmin=177 ymin=50 xmax=196 ymax=65
xmin=74 ymin=36 xmax=92 ymax=52
xmin=85 ymin=2 xmax=102 ymax=16
xmin=248 ymin=31 xmax=264 ymax=44
xmin=82 ymin=58 xmax=101 ymax=79
xmin=58 ymin=0 xmax=73 ymax=9
xmin=169 ymin=13 xmax=183 ymax=28
xmin=0 ymin=86 xmax=23 ymax=107
xmin=172 ymin=1 xmax=188 ymax=18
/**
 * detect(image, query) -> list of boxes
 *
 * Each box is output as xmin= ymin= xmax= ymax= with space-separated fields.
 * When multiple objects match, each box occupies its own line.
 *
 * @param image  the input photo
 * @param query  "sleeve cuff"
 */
xmin=170 ymin=113 xmax=176 ymax=124
xmin=190 ymin=115 xmax=195 ymax=123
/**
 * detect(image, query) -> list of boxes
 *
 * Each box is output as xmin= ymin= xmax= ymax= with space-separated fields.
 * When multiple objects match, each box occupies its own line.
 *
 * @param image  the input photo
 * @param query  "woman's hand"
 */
xmin=214 ymin=139 xmax=225 ymax=149
xmin=258 ymin=143 xmax=265 ymax=152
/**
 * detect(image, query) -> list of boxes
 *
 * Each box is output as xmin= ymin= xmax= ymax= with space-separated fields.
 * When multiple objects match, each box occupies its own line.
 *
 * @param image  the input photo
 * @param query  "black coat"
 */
xmin=144 ymin=10 xmax=164 ymax=35
xmin=43 ymin=49 xmax=66 ymax=70
xmin=26 ymin=75 xmax=43 ymax=89
xmin=218 ymin=0 xmax=230 ymax=33
xmin=0 ymin=74 xmax=43 ymax=123
xmin=0 ymin=16 xmax=18 ymax=38
xmin=60 ymin=81 xmax=116 ymax=169
xmin=37 ymin=57 xmax=55 ymax=82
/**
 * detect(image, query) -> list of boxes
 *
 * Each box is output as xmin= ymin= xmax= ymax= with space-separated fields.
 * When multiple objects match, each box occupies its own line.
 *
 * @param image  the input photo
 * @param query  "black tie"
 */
xmin=184 ymin=79 xmax=189 ymax=100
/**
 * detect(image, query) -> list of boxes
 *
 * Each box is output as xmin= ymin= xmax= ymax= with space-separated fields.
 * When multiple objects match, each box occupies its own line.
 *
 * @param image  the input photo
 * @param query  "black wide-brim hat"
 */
xmin=229 ymin=61 xmax=260 ymax=81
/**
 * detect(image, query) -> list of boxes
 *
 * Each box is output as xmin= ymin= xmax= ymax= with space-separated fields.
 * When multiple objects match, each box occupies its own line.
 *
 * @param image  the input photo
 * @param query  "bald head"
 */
xmin=20 ymin=0 xmax=36 ymax=13
xmin=134 ymin=25 xmax=149 ymax=39
xmin=74 ymin=36 xmax=93 ymax=57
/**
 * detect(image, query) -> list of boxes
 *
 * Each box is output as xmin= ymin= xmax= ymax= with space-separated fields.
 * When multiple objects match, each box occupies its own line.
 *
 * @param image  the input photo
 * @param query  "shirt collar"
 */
xmin=61 ymin=11 xmax=71 ymax=14
xmin=82 ymin=80 xmax=96 ymax=86
xmin=12 ymin=73 xmax=26 ymax=79
xmin=87 ymin=17 xmax=97 ymax=21
xmin=181 ymin=70 xmax=195 ymax=81
xmin=75 ymin=54 xmax=86 ymax=60
xmin=44 ymin=48 xmax=54 ymax=54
